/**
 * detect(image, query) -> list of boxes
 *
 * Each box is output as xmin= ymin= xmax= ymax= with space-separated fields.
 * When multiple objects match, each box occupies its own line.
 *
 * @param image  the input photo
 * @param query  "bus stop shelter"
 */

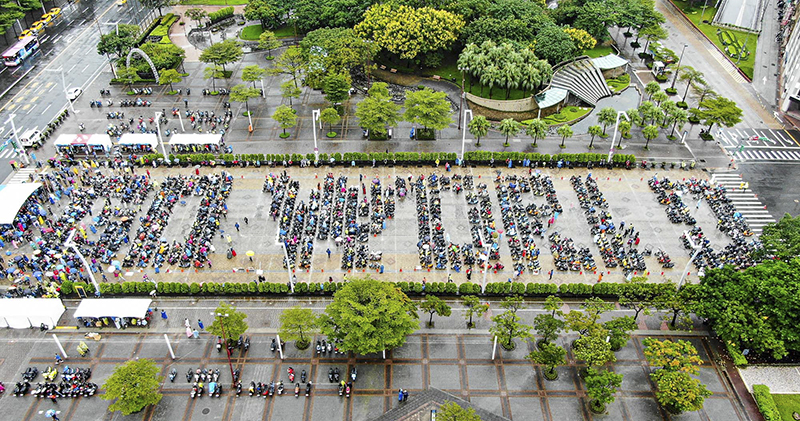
xmin=0 ymin=298 xmax=65 ymax=329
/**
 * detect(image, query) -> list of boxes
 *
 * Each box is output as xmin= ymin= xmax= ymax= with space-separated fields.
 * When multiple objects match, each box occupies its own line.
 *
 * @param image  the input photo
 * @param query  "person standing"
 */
xmin=243 ymin=217 xmax=248 ymax=225
xmin=402 ymin=389 xmax=409 ymax=401
xmin=235 ymin=222 xmax=240 ymax=232
xmin=184 ymin=318 xmax=190 ymax=329
xmin=161 ymin=310 xmax=167 ymax=319
xmin=326 ymin=248 xmax=331 ymax=259
xmin=466 ymin=267 xmax=472 ymax=281
xmin=197 ymin=319 xmax=204 ymax=330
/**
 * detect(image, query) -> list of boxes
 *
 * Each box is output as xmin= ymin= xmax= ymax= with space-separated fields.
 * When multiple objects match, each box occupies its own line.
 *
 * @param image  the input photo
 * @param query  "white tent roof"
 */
xmin=169 ymin=133 xmax=222 ymax=146
xmin=119 ymin=133 xmax=158 ymax=148
xmin=73 ymin=298 xmax=152 ymax=319
xmin=0 ymin=183 xmax=42 ymax=225
xmin=54 ymin=134 xmax=112 ymax=151
xmin=0 ymin=298 xmax=65 ymax=329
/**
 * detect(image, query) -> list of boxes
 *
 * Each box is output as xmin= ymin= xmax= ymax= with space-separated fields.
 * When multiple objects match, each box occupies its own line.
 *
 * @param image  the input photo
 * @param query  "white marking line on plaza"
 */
xmin=67 ymin=63 xmax=77 ymax=73
xmin=25 ymin=104 xmax=36 ymax=114
xmin=42 ymin=104 xmax=51 ymax=115
xmin=82 ymin=63 xmax=92 ymax=73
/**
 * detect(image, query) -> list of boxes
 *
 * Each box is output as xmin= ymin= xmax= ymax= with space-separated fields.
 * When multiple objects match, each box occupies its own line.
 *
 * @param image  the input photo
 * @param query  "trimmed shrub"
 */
xmin=559 ymin=283 xmax=592 ymax=296
xmin=726 ymin=342 xmax=749 ymax=367
xmin=208 ymin=7 xmax=234 ymax=24
xmin=752 ymin=385 xmax=781 ymax=421
xmin=526 ymin=282 xmax=558 ymax=296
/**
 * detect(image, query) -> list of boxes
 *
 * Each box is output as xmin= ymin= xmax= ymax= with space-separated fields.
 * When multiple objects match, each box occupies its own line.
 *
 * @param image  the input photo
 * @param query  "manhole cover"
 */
xmin=653 ymin=227 xmax=662 ymax=233
xmin=645 ymin=212 xmax=654 ymax=217
xmin=621 ymin=197 xmax=631 ymax=203
xmin=243 ymin=194 xmax=252 ymax=200
xmin=202 ymin=408 xmax=210 ymax=415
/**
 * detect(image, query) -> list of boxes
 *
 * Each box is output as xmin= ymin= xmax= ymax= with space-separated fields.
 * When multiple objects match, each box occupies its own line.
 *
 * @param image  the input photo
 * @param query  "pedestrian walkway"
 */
xmin=710 ymin=171 xmax=776 ymax=233
xmin=0 ymin=148 xmax=18 ymax=160
xmin=6 ymin=167 xmax=36 ymax=184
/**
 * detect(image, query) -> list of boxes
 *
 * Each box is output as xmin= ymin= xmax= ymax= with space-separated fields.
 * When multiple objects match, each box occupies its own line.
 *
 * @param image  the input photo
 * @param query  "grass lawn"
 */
xmin=523 ymin=106 xmax=593 ymax=126
xmin=771 ymin=394 xmax=800 ymax=420
xmin=671 ymin=0 xmax=757 ymax=79
xmin=180 ymin=0 xmax=248 ymax=4
xmin=424 ymin=60 xmax=535 ymax=101
xmin=607 ymin=74 xmax=630 ymax=93
xmin=584 ymin=45 xmax=615 ymax=58
xmin=273 ymin=24 xmax=296 ymax=39
xmin=240 ymin=24 xmax=297 ymax=41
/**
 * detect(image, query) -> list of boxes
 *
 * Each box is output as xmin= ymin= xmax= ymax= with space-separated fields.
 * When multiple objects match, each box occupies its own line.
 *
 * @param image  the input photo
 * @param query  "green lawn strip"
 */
xmin=607 ymin=74 xmax=630 ymax=93
xmin=670 ymin=0 xmax=756 ymax=79
xmin=240 ymin=24 xmax=262 ymax=40
xmin=273 ymin=24 xmax=296 ymax=39
xmin=584 ymin=45 xmax=615 ymax=58
xmin=771 ymin=393 xmax=800 ymax=421
xmin=180 ymin=0 xmax=247 ymax=4
xmin=522 ymin=106 xmax=592 ymax=126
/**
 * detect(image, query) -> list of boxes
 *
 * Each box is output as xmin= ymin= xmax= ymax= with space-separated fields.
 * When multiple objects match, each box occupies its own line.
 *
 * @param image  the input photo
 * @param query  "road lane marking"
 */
xmin=785 ymin=129 xmax=800 ymax=147
xmin=42 ymin=104 xmax=50 ymax=114
xmin=25 ymin=104 xmax=36 ymax=114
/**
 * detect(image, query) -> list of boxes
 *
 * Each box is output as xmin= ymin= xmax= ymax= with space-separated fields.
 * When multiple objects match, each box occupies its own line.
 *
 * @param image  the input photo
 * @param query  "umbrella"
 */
xmin=56 ymin=264 xmax=65 ymax=270
xmin=245 ymin=250 xmax=255 ymax=257
xmin=107 ymin=265 xmax=117 ymax=273
xmin=6 ymin=267 xmax=14 ymax=274
xmin=45 ymin=409 xmax=56 ymax=418
xmin=33 ymin=250 xmax=41 ymax=256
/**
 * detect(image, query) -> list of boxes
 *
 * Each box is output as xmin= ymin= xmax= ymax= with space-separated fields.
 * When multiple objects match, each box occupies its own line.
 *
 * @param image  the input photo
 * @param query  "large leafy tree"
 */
xmin=437 ymin=401 xmax=482 ymax=421
xmin=185 ymin=8 xmax=207 ymax=27
xmin=199 ymin=39 xmax=243 ymax=72
xmin=269 ymin=46 xmax=307 ymax=88
xmin=140 ymin=0 xmax=169 ymax=17
xmin=459 ymin=0 xmax=550 ymax=45
xmin=420 ymin=294 xmax=452 ymax=327
xmin=758 ymin=214 xmax=800 ymax=261
xmin=468 ymin=115 xmax=491 ymax=147
xmin=258 ymin=31 xmax=282 ymax=59
xmin=690 ymin=97 xmax=743 ymax=133
xmin=403 ymin=88 xmax=453 ymax=132
xmin=585 ymin=368 xmax=624 ymax=413
xmin=498 ymin=118 xmax=520 ymax=147
xmin=534 ymin=25 xmax=576 ymax=65
xmin=321 ymin=277 xmax=418 ymax=354
xmin=526 ymin=341 xmax=566 ymax=380
xmin=573 ymin=329 xmax=616 ymax=369
xmin=230 ymin=84 xmax=261 ymax=116
xmin=300 ymin=27 xmax=379 ymax=78
xmin=603 ymin=316 xmax=636 ymax=351
xmin=241 ymin=65 xmax=267 ymax=89
xmin=489 ymin=295 xmax=532 ymax=350
xmin=293 ymin=0 xmax=371 ymax=33
xmin=272 ymin=104 xmax=298 ymax=137
xmin=101 ymin=359 xmax=163 ymax=415
xmin=534 ymin=312 xmax=564 ymax=344
xmin=116 ymin=65 xmax=142 ymax=90
xmin=694 ymin=259 xmax=800 ymax=360
xmin=618 ymin=277 xmax=675 ymax=321
xmin=565 ymin=297 xmax=615 ymax=336
xmin=158 ymin=69 xmax=182 ymax=93
xmin=462 ymin=295 xmax=489 ymax=329
xmin=279 ymin=306 xmax=319 ymax=349
xmin=204 ymin=65 xmax=225 ymax=91
xmin=97 ymin=23 xmax=139 ymax=59
xmin=320 ymin=107 xmax=341 ymax=135
xmin=574 ymin=1 xmax=616 ymax=41
xmin=355 ymin=3 xmax=464 ymax=61
xmin=355 ymin=82 xmax=400 ymax=138
xmin=526 ymin=118 xmax=548 ymax=147
xmin=657 ymin=284 xmax=696 ymax=330
xmin=323 ymin=72 xmax=351 ymax=105
xmin=244 ymin=0 xmax=283 ymax=29
xmin=651 ymin=370 xmax=711 ymax=413
xmin=207 ymin=302 xmax=249 ymax=344
xmin=279 ymin=80 xmax=301 ymax=107
xmin=642 ymin=338 xmax=703 ymax=374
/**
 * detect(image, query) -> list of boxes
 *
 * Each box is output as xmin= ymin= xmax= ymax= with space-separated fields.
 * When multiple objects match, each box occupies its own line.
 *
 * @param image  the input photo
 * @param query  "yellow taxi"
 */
xmin=18 ymin=29 xmax=33 ymax=40
xmin=117 ymin=0 xmax=127 ymax=5
xmin=40 ymin=14 xmax=52 ymax=24
xmin=49 ymin=7 xmax=61 ymax=17
xmin=30 ymin=21 xmax=44 ymax=32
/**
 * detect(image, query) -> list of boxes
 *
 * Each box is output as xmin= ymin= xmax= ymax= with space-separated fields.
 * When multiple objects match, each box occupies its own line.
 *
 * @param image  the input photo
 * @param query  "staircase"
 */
xmin=549 ymin=58 xmax=612 ymax=106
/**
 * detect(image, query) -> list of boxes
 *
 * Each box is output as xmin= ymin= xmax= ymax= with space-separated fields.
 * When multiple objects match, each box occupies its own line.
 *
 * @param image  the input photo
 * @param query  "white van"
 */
xmin=19 ymin=129 xmax=42 ymax=148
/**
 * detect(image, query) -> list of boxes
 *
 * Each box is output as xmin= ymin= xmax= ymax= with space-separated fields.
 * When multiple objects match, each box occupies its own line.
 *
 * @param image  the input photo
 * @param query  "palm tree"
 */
xmin=642 ymin=124 xmax=659 ymax=149
xmin=652 ymin=90 xmax=668 ymax=106
xmin=638 ymin=101 xmax=659 ymax=125
xmin=596 ymin=107 xmax=617 ymax=136
xmin=480 ymin=65 xmax=499 ymax=99
xmin=669 ymin=109 xmax=689 ymax=138
xmin=588 ymin=125 xmax=603 ymax=149
xmin=660 ymin=101 xmax=677 ymax=127
xmin=557 ymin=124 xmax=573 ymax=148
xmin=457 ymin=44 xmax=477 ymax=91
xmin=627 ymin=108 xmax=643 ymax=129
xmin=618 ymin=120 xmax=632 ymax=146
xmin=691 ymin=81 xmax=717 ymax=103
xmin=499 ymin=118 xmax=520 ymax=147
xmin=468 ymin=115 xmax=491 ymax=147
xmin=644 ymin=81 xmax=660 ymax=100
xmin=526 ymin=118 xmax=548 ymax=147
xmin=678 ymin=66 xmax=705 ymax=102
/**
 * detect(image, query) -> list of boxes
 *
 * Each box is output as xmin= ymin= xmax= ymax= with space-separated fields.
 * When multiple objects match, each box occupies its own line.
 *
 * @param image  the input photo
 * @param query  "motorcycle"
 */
xmin=305 ymin=382 xmax=311 ymax=397
xmin=333 ymin=367 xmax=340 ymax=382
xmin=169 ymin=368 xmax=177 ymax=382
xmin=216 ymin=337 xmax=222 ymax=353
xmin=328 ymin=368 xmax=334 ymax=383
xmin=294 ymin=383 xmax=300 ymax=397
xmin=287 ymin=367 xmax=295 ymax=383
xmin=235 ymin=381 xmax=242 ymax=396
xmin=276 ymin=381 xmax=283 ymax=396
xmin=249 ymin=381 xmax=256 ymax=396
xmin=270 ymin=338 xmax=277 ymax=353
xmin=350 ymin=367 xmax=357 ymax=382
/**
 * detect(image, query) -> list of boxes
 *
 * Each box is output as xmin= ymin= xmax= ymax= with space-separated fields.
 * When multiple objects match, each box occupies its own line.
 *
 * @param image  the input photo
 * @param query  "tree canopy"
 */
xmin=101 ymin=359 xmax=163 ymax=415
xmin=355 ymin=82 xmax=401 ymax=137
xmin=244 ymin=0 xmax=283 ymax=29
xmin=436 ymin=401 xmax=483 ymax=421
xmin=321 ymin=277 xmax=418 ymax=354
xmin=534 ymin=25 xmax=577 ymax=65
xmin=300 ymin=27 xmax=378 ymax=77
xmin=96 ymin=23 xmax=139 ymax=59
xmin=458 ymin=41 xmax=552 ymax=99
xmin=199 ymin=39 xmax=243 ymax=71
xmin=279 ymin=306 xmax=319 ymax=347
xmin=691 ymin=97 xmax=743 ymax=131
xmin=207 ymin=302 xmax=249 ymax=342
xmin=756 ymin=213 xmax=800 ymax=261
xmin=403 ymin=88 xmax=453 ymax=131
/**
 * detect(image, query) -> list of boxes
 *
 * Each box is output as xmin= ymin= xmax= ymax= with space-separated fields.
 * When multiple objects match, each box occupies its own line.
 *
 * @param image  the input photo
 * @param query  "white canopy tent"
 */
xmin=73 ymin=298 xmax=152 ymax=319
xmin=54 ymin=134 xmax=112 ymax=153
xmin=0 ymin=183 xmax=42 ymax=224
xmin=169 ymin=133 xmax=222 ymax=146
xmin=0 ymin=298 xmax=65 ymax=329
xmin=119 ymin=133 xmax=158 ymax=150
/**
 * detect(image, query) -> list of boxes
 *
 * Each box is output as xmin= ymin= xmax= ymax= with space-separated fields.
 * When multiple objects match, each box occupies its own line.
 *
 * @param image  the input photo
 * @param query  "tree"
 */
xmin=230 ymin=84 xmax=261 ymax=116
xmin=584 ymin=368 xmax=624 ymax=413
xmin=96 ymin=23 xmax=139 ymax=59
xmin=526 ymin=118 xmax=548 ymax=147
xmin=241 ymin=65 xmax=267 ymax=89
xmin=651 ymin=370 xmax=711 ymax=413
xmin=638 ymin=101 xmax=660 ymax=125
xmin=669 ymin=108 xmax=689 ymax=138
xmin=489 ymin=295 xmax=532 ymax=350
xmin=573 ymin=330 xmax=616 ymax=369
xmin=660 ymin=100 xmax=678 ymax=126
xmin=158 ymin=68 xmax=182 ymax=93
xmin=556 ymin=124 xmax=573 ymax=148
xmin=437 ymin=401 xmax=482 ymax=421
xmin=759 ymin=214 xmax=800 ymax=261
xmin=691 ymin=97 xmax=743 ymax=132
xmin=244 ymin=0 xmax=282 ymax=29
xmin=420 ymin=294 xmax=452 ymax=327
xmin=116 ymin=65 xmax=142 ymax=90
xmin=642 ymin=124 xmax=659 ymax=149
xmin=355 ymin=82 xmax=400 ymax=138
xmin=468 ymin=115 xmax=491 ymax=147
xmin=498 ymin=118 xmax=520 ymax=147
xmin=535 ymin=25 xmax=576 ymax=64
xmin=279 ymin=306 xmax=319 ymax=349
xmin=644 ymin=81 xmax=660 ymax=100
xmin=207 ymin=302 xmax=249 ymax=345
xmin=642 ymin=338 xmax=703 ymax=374
xmin=140 ymin=0 xmax=169 ymax=16
xmin=203 ymin=65 xmax=225 ymax=91
xmin=652 ymin=90 xmax=668 ymax=106
xmin=564 ymin=27 xmax=596 ymax=53
xmin=618 ymin=276 xmax=673 ymax=321
xmin=270 ymin=46 xmax=306 ymax=88
xmin=534 ymin=313 xmax=565 ymax=344
xmin=319 ymin=107 xmax=341 ymax=136
xmin=526 ymin=341 xmax=566 ymax=380
xmin=272 ymin=105 xmax=297 ymax=138
xmin=293 ymin=0 xmax=371 ymax=33
xmin=619 ymin=120 xmax=632 ymax=139
xmin=694 ymin=259 xmax=800 ymax=360
xmin=691 ymin=81 xmax=717 ymax=103
xmin=639 ymin=24 xmax=667 ymax=51
xmin=320 ymin=277 xmax=418 ymax=354
xmin=587 ymin=125 xmax=602 ymax=149
xmin=323 ymin=72 xmax=351 ymax=105
xmin=300 ymin=27 xmax=379 ymax=83
xmin=596 ymin=107 xmax=617 ymax=136
xmin=199 ymin=39 xmax=243 ymax=72
xmin=403 ymin=88 xmax=453 ymax=136
xmin=258 ymin=31 xmax=282 ymax=59
xmin=280 ymin=80 xmax=302 ymax=107
xmin=603 ymin=316 xmax=637 ymax=351
xmin=354 ymin=3 xmax=464 ymax=61
xmin=101 ymin=359 xmax=163 ymax=415
xmin=462 ymin=295 xmax=489 ymax=329
xmin=185 ymin=8 xmax=207 ymax=27
xmin=656 ymin=284 xmax=695 ymax=330
xmin=565 ymin=297 xmax=615 ymax=336
xmin=678 ymin=66 xmax=705 ymax=102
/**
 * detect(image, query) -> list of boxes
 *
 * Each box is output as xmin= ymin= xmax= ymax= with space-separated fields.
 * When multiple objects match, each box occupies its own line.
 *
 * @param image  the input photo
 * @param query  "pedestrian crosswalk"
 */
xmin=733 ymin=148 xmax=800 ymax=161
xmin=6 ymin=167 xmax=37 ymax=184
xmin=710 ymin=172 xmax=775 ymax=234
xmin=0 ymin=148 xmax=18 ymax=159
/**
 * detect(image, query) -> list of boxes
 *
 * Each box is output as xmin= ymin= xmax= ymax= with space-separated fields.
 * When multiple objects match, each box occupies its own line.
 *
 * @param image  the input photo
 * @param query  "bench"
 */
xmin=379 ymin=65 xmax=386 ymax=70
xmin=390 ymin=68 xmax=397 ymax=73
xmin=432 ymin=75 xmax=441 ymax=80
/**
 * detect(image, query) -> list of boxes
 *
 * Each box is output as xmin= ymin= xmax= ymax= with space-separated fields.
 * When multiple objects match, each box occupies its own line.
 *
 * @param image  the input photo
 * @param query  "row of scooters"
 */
xmin=12 ymin=366 xmax=95 ymax=398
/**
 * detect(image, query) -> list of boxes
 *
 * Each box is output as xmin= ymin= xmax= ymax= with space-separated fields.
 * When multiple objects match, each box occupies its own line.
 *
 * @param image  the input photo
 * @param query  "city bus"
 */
xmin=2 ymin=36 xmax=40 ymax=67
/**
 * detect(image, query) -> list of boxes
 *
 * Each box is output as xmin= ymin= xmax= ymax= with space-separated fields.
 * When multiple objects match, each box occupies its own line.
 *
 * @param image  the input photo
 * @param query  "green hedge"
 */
xmin=752 ymin=385 xmax=781 ymax=421
xmin=726 ymin=342 xmax=749 ymax=367
xmin=464 ymin=151 xmax=636 ymax=166
xmin=209 ymin=6 xmax=234 ymax=23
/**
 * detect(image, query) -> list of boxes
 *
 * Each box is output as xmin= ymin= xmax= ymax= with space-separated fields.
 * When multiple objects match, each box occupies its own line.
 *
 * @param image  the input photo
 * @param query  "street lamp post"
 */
xmin=670 ymin=44 xmax=688 ymax=90
xmin=608 ymin=111 xmax=629 ymax=161
xmin=45 ymin=68 xmax=77 ymax=115
xmin=460 ymin=109 xmax=473 ymax=163
xmin=282 ymin=242 xmax=295 ymax=293
xmin=93 ymin=19 xmax=118 ymax=78
xmin=678 ymin=230 xmax=703 ymax=288
xmin=311 ymin=109 xmax=320 ymax=163
xmin=212 ymin=312 xmax=237 ymax=388
xmin=65 ymin=229 xmax=100 ymax=293
xmin=154 ymin=111 xmax=169 ymax=159
xmin=6 ymin=114 xmax=30 ymax=165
